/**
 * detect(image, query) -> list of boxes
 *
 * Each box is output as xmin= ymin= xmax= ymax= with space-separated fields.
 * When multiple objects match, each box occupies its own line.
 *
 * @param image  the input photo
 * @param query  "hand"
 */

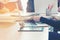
xmin=19 ymin=21 xmax=24 ymax=29
xmin=32 ymin=16 xmax=40 ymax=22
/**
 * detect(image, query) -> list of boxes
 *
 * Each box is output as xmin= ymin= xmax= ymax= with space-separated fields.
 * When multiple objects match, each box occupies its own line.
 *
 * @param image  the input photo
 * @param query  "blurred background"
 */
xmin=0 ymin=0 xmax=59 ymax=40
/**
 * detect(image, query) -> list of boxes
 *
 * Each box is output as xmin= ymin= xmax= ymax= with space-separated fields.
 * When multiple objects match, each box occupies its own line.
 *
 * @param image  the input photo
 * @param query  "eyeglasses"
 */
xmin=0 ymin=1 xmax=22 ymax=14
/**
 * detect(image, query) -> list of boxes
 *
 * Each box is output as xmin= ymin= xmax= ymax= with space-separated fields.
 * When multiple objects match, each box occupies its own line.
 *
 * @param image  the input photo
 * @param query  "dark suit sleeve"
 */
xmin=40 ymin=17 xmax=60 ymax=28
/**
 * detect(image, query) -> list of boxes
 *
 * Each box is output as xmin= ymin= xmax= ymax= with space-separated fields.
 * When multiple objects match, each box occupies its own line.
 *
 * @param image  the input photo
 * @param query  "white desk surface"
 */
xmin=0 ymin=22 xmax=49 ymax=40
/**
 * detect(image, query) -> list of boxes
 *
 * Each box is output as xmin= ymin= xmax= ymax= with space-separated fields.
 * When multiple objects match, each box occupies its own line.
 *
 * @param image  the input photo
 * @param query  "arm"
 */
xmin=40 ymin=17 xmax=60 ymax=27
xmin=24 ymin=16 xmax=60 ymax=27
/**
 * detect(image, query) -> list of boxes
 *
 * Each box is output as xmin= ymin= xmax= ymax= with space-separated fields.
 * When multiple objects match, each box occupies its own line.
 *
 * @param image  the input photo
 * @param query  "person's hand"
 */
xmin=32 ymin=16 xmax=40 ymax=22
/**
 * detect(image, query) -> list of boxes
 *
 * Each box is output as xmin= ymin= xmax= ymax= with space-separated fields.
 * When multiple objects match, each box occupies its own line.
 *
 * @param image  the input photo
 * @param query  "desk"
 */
xmin=0 ymin=15 xmax=49 ymax=40
xmin=19 ymin=23 xmax=49 ymax=40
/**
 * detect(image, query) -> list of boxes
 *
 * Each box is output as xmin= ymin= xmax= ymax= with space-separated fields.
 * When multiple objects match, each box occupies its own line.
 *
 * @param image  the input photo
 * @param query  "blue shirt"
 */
xmin=40 ymin=17 xmax=60 ymax=32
